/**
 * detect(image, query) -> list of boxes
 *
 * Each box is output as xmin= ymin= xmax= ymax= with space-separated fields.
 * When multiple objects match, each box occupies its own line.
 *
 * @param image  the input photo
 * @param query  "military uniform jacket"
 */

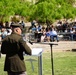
xmin=1 ymin=32 xmax=31 ymax=72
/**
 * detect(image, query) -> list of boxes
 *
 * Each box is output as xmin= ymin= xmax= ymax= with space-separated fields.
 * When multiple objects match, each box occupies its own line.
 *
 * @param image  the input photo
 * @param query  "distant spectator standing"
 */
xmin=70 ymin=27 xmax=76 ymax=41
xmin=56 ymin=20 xmax=63 ymax=32
xmin=62 ymin=20 xmax=68 ymax=32
xmin=31 ymin=21 xmax=35 ymax=27
xmin=5 ymin=21 xmax=9 ymax=28
xmin=37 ymin=24 xmax=42 ymax=32
xmin=29 ymin=20 xmax=36 ymax=31
xmin=21 ymin=21 xmax=25 ymax=28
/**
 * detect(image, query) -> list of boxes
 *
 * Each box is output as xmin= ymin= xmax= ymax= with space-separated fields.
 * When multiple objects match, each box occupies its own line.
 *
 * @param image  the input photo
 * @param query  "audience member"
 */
xmin=50 ymin=28 xmax=59 ymax=42
xmin=45 ymin=28 xmax=51 ymax=42
xmin=20 ymin=21 xmax=25 ymax=28
xmin=1 ymin=27 xmax=8 ymax=39
xmin=40 ymin=27 xmax=46 ymax=42
xmin=41 ymin=32 xmax=46 ymax=42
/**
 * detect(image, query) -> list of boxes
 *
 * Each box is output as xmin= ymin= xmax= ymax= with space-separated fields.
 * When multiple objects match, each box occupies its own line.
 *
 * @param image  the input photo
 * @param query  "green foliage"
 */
xmin=29 ymin=0 xmax=76 ymax=23
xmin=0 ymin=0 xmax=76 ymax=23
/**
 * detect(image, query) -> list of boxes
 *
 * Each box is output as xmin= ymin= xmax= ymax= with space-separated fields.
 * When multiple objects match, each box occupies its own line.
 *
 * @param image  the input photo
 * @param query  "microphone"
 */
xmin=28 ymin=40 xmax=33 ymax=45
xmin=22 ymin=37 xmax=33 ymax=45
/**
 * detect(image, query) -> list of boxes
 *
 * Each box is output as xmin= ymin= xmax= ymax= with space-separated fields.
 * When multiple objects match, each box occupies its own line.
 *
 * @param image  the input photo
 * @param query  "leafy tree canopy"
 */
xmin=0 ymin=0 xmax=76 ymax=24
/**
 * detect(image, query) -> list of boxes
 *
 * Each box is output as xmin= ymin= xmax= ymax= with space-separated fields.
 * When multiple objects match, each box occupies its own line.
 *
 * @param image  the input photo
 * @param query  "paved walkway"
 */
xmin=0 ymin=41 xmax=76 ymax=57
xmin=27 ymin=41 xmax=76 ymax=52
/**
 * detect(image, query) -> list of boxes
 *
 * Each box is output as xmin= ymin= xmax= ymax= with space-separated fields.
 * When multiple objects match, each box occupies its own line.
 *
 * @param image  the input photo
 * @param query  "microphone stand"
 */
xmin=31 ymin=41 xmax=58 ymax=75
xmin=49 ymin=43 xmax=58 ymax=75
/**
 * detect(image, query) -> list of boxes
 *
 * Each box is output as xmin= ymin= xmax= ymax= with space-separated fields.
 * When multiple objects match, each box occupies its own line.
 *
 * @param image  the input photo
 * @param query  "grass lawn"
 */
xmin=0 ymin=51 xmax=76 ymax=75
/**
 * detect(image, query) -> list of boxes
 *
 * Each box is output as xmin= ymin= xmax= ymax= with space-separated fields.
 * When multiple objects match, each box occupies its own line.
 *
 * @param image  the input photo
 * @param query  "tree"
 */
xmin=0 ymin=0 xmax=76 ymax=24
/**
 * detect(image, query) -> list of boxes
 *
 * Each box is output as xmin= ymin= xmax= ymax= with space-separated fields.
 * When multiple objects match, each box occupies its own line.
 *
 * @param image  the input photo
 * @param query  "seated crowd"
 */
xmin=56 ymin=20 xmax=76 ymax=41
xmin=31 ymin=25 xmax=59 ymax=42
xmin=0 ymin=21 xmax=25 ymax=41
xmin=0 ymin=20 xmax=76 ymax=42
xmin=30 ymin=20 xmax=76 ymax=42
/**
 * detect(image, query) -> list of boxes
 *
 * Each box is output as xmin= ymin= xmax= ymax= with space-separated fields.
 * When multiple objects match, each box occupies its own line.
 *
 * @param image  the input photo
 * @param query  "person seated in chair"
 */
xmin=50 ymin=28 xmax=59 ymax=42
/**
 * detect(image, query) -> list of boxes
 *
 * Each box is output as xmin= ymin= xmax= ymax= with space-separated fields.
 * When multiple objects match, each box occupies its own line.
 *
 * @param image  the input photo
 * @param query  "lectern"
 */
xmin=25 ymin=48 xmax=43 ymax=75
xmin=32 ymin=48 xmax=43 ymax=75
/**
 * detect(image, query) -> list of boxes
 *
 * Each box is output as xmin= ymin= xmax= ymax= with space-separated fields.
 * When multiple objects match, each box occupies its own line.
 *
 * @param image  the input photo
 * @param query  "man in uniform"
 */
xmin=1 ymin=24 xmax=31 ymax=75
